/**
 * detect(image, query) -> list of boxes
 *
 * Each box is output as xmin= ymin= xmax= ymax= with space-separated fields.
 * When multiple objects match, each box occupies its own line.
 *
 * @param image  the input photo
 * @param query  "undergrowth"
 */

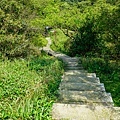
xmin=81 ymin=57 xmax=120 ymax=106
xmin=0 ymin=52 xmax=64 ymax=119
xmin=50 ymin=29 xmax=69 ymax=54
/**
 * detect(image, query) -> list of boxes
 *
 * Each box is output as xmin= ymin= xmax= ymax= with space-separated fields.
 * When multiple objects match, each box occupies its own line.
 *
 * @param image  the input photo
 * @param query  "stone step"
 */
xmin=111 ymin=107 xmax=120 ymax=120
xmin=43 ymin=48 xmax=56 ymax=56
xmin=62 ymin=75 xmax=100 ymax=83
xmin=65 ymin=57 xmax=79 ymax=60
xmin=43 ymin=49 xmax=70 ymax=59
xmin=64 ymin=70 xmax=96 ymax=77
xmin=55 ymin=55 xmax=72 ymax=63
xmin=59 ymin=83 xmax=105 ymax=92
xmin=59 ymin=90 xmax=113 ymax=105
xmin=67 ymin=60 xmax=81 ymax=63
xmin=67 ymin=61 xmax=81 ymax=64
xmin=52 ymin=103 xmax=120 ymax=120
xmin=65 ymin=66 xmax=84 ymax=70
xmin=65 ymin=62 xmax=81 ymax=67
xmin=63 ymin=57 xmax=80 ymax=63
xmin=64 ymin=69 xmax=87 ymax=73
xmin=55 ymin=53 xmax=70 ymax=59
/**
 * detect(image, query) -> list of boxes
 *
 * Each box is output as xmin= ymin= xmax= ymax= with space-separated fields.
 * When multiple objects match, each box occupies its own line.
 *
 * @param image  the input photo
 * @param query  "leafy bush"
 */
xmin=0 ymin=35 xmax=28 ymax=58
xmin=68 ymin=21 xmax=100 ymax=56
xmin=48 ymin=1 xmax=119 ymax=60
xmin=51 ymin=29 xmax=69 ymax=53
xmin=0 ymin=0 xmax=45 ymax=59
xmin=31 ymin=34 xmax=47 ymax=47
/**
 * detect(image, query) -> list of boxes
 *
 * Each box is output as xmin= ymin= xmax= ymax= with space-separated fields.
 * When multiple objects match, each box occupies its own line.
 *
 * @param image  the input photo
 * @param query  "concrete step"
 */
xmin=67 ymin=61 xmax=81 ymax=64
xmin=59 ymin=83 xmax=105 ymax=92
xmin=55 ymin=53 xmax=70 ymax=59
xmin=62 ymin=58 xmax=80 ymax=64
xmin=67 ymin=60 xmax=81 ymax=63
xmin=64 ymin=70 xmax=96 ymax=77
xmin=66 ymin=62 xmax=82 ymax=67
xmin=43 ymin=48 xmax=56 ymax=56
xmin=64 ymin=69 xmax=87 ymax=73
xmin=62 ymin=75 xmax=100 ymax=83
xmin=52 ymin=103 xmax=120 ymax=120
xmin=111 ymin=107 xmax=120 ymax=120
xmin=59 ymin=90 xmax=113 ymax=105
xmin=64 ymin=57 xmax=80 ymax=62
xmin=65 ymin=66 xmax=84 ymax=70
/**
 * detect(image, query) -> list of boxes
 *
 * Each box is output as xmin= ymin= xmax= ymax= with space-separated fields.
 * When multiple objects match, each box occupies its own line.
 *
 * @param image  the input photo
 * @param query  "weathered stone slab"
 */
xmin=64 ymin=70 xmax=87 ymax=73
xmin=59 ymin=83 xmax=105 ymax=92
xmin=42 ymin=47 xmax=56 ymax=56
xmin=59 ymin=90 xmax=113 ymax=105
xmin=55 ymin=53 xmax=70 ymax=58
xmin=66 ymin=62 xmax=82 ymax=67
xmin=65 ymin=66 xmax=84 ymax=70
xmin=111 ymin=107 xmax=120 ymax=120
xmin=58 ymin=58 xmax=80 ymax=64
xmin=46 ymin=37 xmax=52 ymax=48
xmin=62 ymin=75 xmax=100 ymax=83
xmin=67 ymin=60 xmax=81 ymax=63
xmin=52 ymin=103 xmax=120 ymax=120
xmin=67 ymin=61 xmax=80 ymax=64
xmin=64 ymin=71 xmax=96 ymax=77
xmin=64 ymin=57 xmax=79 ymax=61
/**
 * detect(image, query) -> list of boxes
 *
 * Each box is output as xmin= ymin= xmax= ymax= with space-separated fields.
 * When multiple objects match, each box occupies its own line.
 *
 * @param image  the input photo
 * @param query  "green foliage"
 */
xmin=0 ymin=34 xmax=42 ymax=59
xmin=28 ymin=55 xmax=64 ymax=95
xmin=0 ymin=0 xmax=120 ymax=117
xmin=0 ymin=0 xmax=30 ymax=35
xmin=68 ymin=21 xmax=100 ymax=56
xmin=31 ymin=34 xmax=47 ymax=47
xmin=0 ymin=0 xmax=47 ymax=58
xmin=51 ymin=29 xmax=69 ymax=53
xmin=81 ymin=57 xmax=120 ymax=106
xmin=61 ymin=1 xmax=120 ymax=59
xmin=0 ymin=35 xmax=29 ymax=58
xmin=1 ymin=0 xmax=119 ymax=59
xmin=0 ymin=54 xmax=64 ymax=119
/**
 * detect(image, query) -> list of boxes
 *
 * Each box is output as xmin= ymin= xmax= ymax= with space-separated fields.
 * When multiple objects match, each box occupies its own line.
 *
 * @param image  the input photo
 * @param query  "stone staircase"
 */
xmin=43 ymin=37 xmax=120 ymax=120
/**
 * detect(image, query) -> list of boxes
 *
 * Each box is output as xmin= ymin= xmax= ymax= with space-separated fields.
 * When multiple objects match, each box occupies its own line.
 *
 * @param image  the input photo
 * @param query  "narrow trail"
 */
xmin=43 ymin=37 xmax=120 ymax=120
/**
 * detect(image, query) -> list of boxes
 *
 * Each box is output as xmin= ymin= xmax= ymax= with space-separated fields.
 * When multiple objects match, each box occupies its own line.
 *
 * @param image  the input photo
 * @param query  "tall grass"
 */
xmin=0 ymin=53 xmax=64 ymax=119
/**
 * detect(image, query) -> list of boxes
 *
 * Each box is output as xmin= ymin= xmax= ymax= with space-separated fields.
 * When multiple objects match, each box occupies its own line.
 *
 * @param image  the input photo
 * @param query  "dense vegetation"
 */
xmin=0 ymin=54 xmax=64 ymax=119
xmin=0 ymin=0 xmax=64 ymax=119
xmin=0 ymin=0 xmax=120 ymax=119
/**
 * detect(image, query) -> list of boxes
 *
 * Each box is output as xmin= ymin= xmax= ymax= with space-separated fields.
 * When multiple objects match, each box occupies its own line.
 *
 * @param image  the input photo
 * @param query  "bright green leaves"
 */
xmin=62 ymin=1 xmax=120 ymax=58
xmin=0 ymin=59 xmax=40 ymax=101
xmin=31 ymin=34 xmax=47 ymax=47
xmin=0 ymin=55 xmax=64 ymax=119
xmin=0 ymin=0 xmax=43 ymax=58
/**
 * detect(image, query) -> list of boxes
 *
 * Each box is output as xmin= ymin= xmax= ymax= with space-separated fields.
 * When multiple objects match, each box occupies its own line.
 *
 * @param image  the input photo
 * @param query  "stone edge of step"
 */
xmin=52 ymin=103 xmax=120 ymax=120
xmin=64 ymin=72 xmax=97 ymax=78
xmin=61 ymin=74 xmax=100 ymax=83
xmin=59 ymin=90 xmax=113 ymax=103
xmin=61 ymin=77 xmax=101 ymax=84
xmin=59 ymin=83 xmax=106 ymax=92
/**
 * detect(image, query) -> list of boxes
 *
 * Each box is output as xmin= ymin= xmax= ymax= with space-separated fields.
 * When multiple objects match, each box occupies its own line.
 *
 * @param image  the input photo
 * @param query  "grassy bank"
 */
xmin=0 ymin=53 xmax=64 ymax=119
